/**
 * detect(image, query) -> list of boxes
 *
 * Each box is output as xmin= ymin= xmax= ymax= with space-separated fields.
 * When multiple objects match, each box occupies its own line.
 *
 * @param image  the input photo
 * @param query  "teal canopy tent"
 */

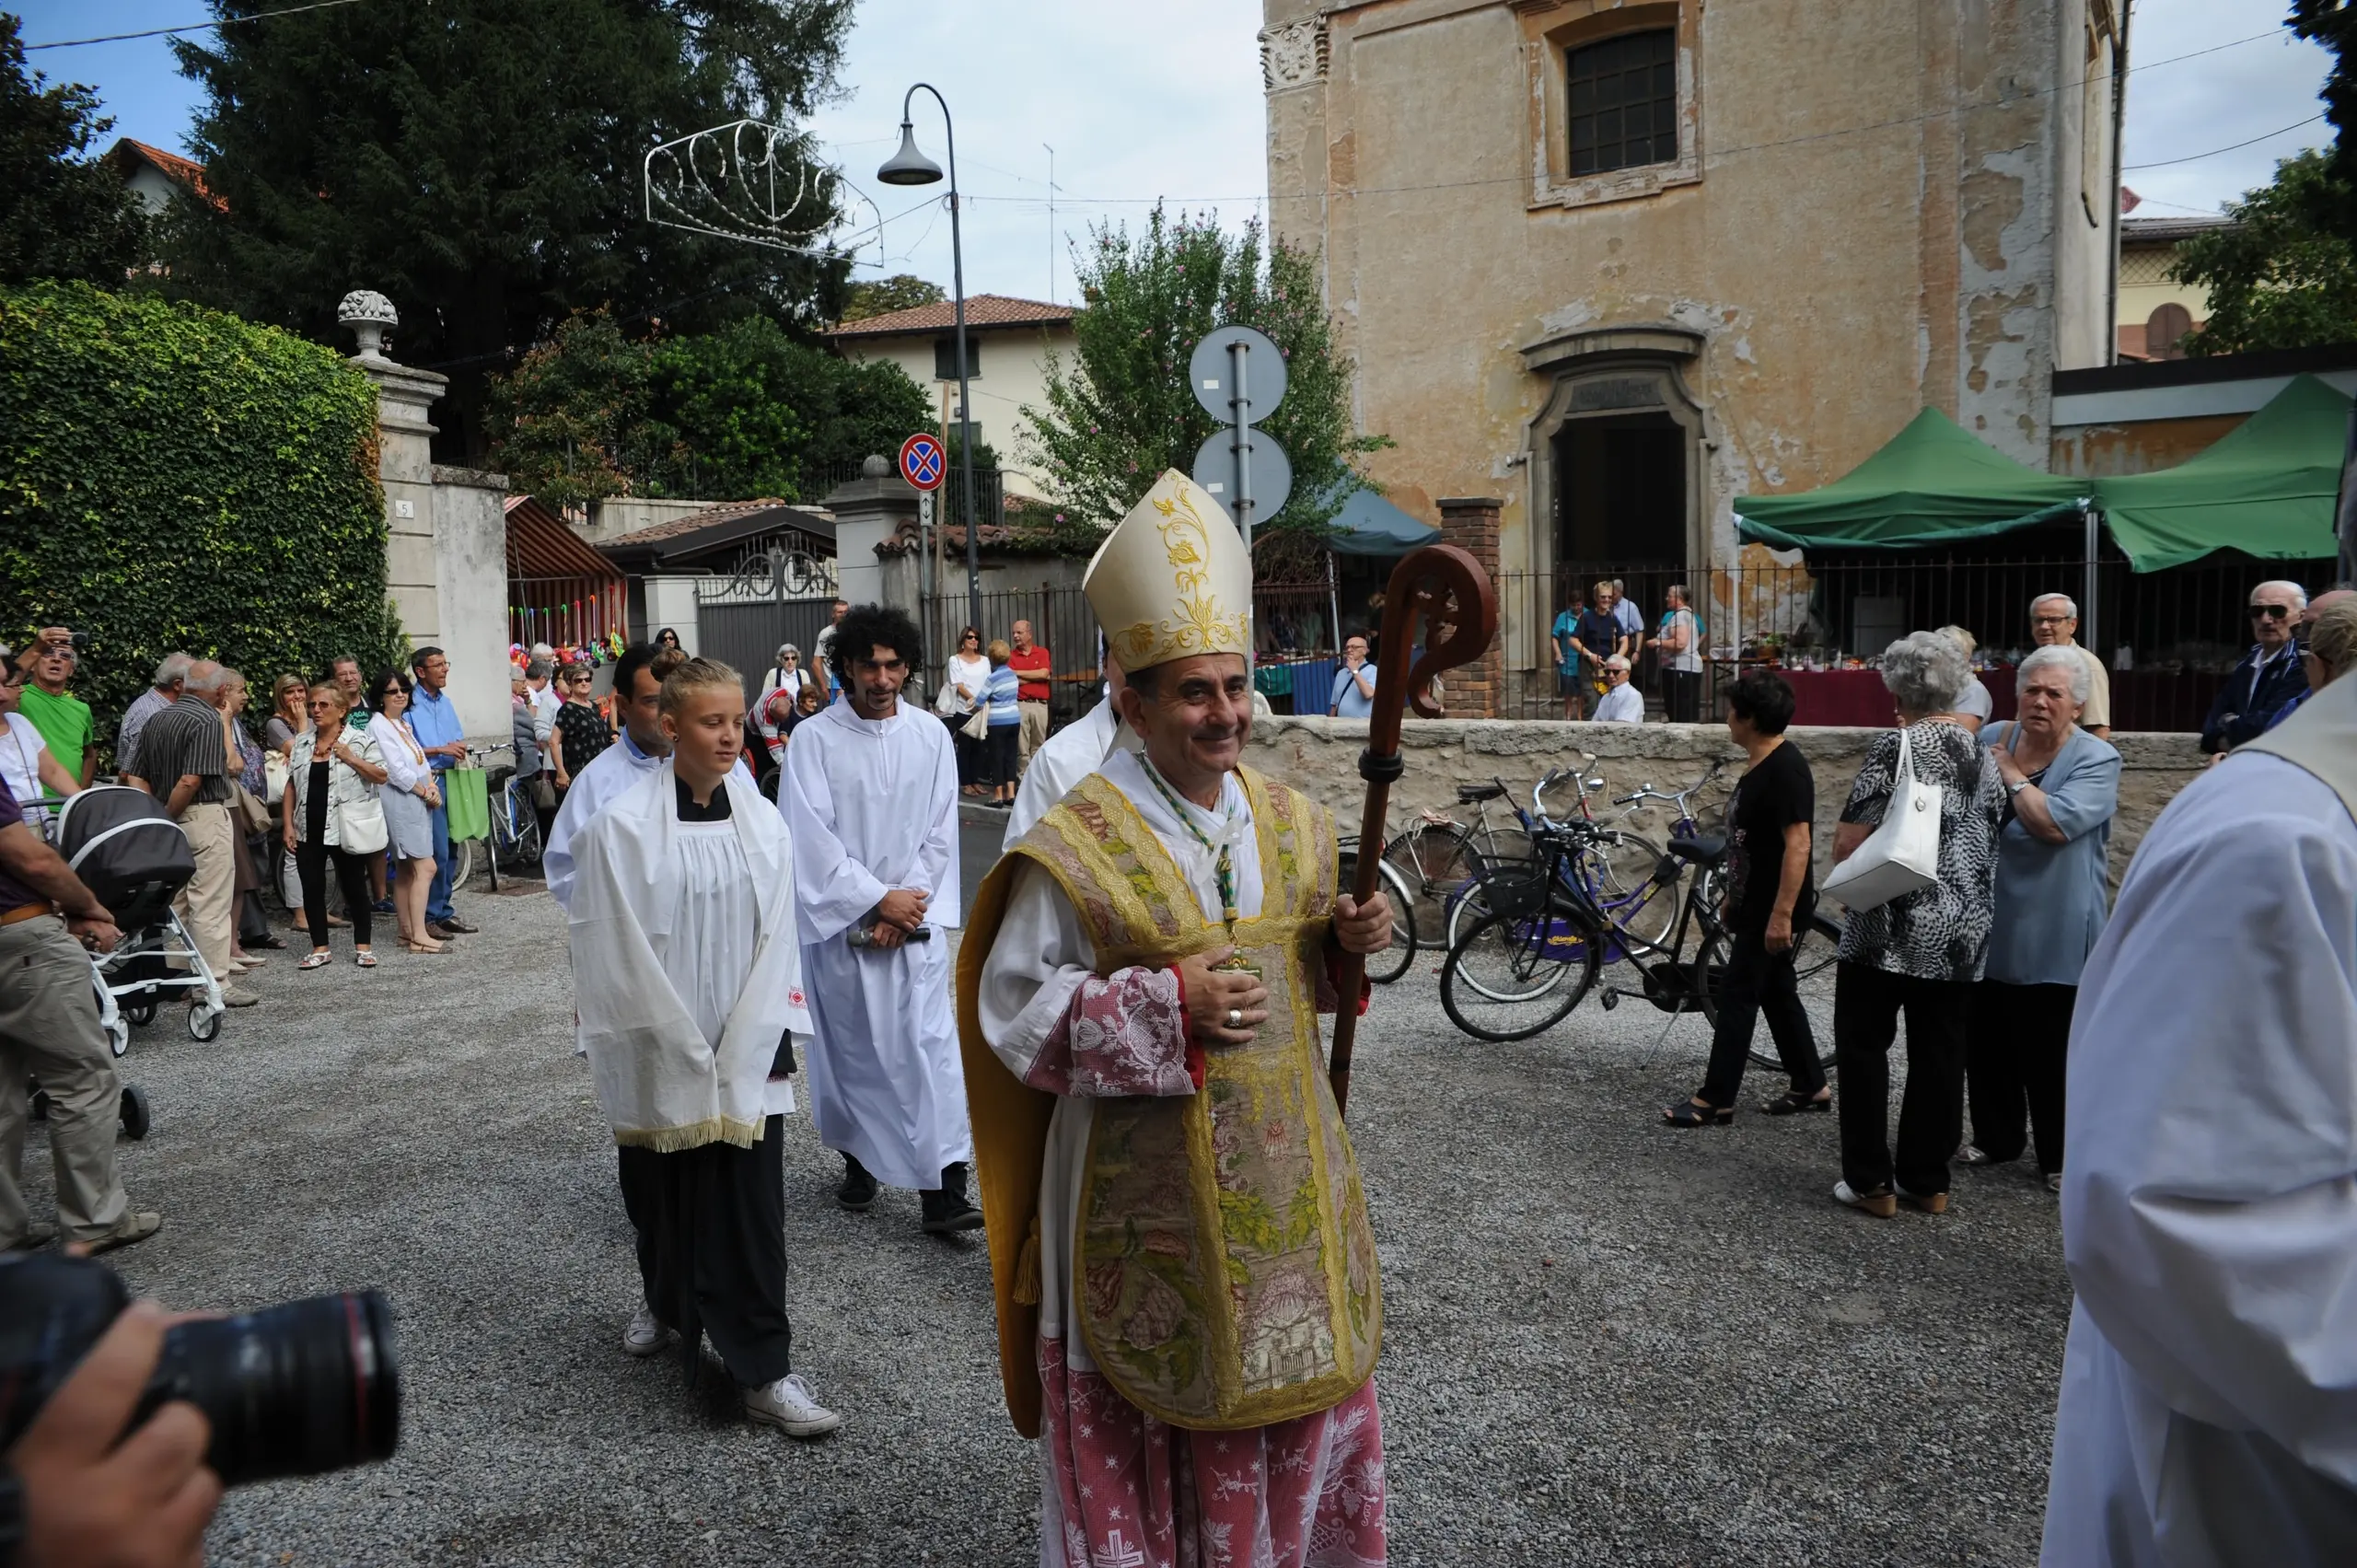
xmin=1326 ymin=488 xmax=1442 ymax=556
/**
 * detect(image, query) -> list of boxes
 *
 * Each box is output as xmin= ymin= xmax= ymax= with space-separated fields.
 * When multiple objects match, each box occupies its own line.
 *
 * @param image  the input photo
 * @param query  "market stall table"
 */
xmin=1713 ymin=663 xmax=2017 ymax=727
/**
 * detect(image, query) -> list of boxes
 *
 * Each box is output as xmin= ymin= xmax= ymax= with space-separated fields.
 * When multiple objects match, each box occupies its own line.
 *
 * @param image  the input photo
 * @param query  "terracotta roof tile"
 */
xmin=107 ymin=138 xmax=221 ymax=209
xmin=829 ymin=294 xmax=1074 ymax=338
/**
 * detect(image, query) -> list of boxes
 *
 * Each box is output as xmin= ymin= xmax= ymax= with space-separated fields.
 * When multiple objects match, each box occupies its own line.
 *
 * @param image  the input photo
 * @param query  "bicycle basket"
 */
xmin=1480 ymin=865 xmax=1555 ymax=921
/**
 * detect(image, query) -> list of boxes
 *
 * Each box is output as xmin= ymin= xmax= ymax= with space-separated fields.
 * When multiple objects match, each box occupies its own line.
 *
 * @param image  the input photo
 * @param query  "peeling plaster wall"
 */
xmin=1264 ymin=0 xmax=2099 ymax=583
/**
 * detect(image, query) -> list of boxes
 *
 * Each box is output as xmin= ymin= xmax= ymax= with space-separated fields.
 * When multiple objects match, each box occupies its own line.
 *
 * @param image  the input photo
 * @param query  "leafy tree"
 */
xmin=1022 ymin=205 xmax=1387 ymax=540
xmin=0 ymin=16 xmax=149 ymax=287
xmin=2172 ymin=150 xmax=2357 ymax=355
xmin=163 ymin=0 xmax=853 ymax=459
xmin=841 ymin=273 xmax=946 ymax=322
xmin=483 ymin=310 xmax=934 ymax=506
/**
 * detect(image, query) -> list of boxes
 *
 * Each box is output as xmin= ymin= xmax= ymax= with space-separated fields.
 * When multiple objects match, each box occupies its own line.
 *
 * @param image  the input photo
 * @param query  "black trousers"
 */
xmin=946 ymin=716 xmax=982 ymax=787
xmin=986 ymin=724 xmax=1019 ymax=786
xmin=297 ymin=840 xmax=371 ymax=947
xmin=1969 ymin=981 xmax=2075 ymax=1173
xmin=1698 ymin=925 xmax=1824 ymax=1108
xmin=618 ymin=1112 xmax=792 ymax=1389
xmin=1834 ymin=961 xmax=1969 ymax=1196
xmin=1662 ymin=668 xmax=1702 ymax=724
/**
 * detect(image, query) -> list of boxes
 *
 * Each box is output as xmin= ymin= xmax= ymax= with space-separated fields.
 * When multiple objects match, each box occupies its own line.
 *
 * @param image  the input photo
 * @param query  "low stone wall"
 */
xmin=1244 ymin=716 xmax=2210 ymax=886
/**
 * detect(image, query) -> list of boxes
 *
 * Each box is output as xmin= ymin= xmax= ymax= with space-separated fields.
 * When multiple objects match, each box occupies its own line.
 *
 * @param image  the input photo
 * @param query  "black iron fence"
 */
xmin=1498 ymin=552 xmax=2340 ymax=732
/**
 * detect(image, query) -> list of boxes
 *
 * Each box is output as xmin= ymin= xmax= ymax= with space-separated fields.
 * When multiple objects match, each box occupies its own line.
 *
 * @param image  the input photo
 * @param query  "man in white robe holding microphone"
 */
xmin=782 ymin=603 xmax=983 ymax=1234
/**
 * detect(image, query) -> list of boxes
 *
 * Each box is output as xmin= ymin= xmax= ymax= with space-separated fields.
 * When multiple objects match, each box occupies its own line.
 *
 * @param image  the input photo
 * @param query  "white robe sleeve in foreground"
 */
xmin=780 ymin=733 xmax=890 ymax=942
xmin=2061 ymin=756 xmax=2357 ymax=1483
xmin=911 ymin=717 xmax=961 ymax=926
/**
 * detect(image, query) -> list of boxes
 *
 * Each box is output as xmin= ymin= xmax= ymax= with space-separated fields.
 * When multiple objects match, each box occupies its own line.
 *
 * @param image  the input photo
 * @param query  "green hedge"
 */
xmin=0 ymin=281 xmax=402 ymax=760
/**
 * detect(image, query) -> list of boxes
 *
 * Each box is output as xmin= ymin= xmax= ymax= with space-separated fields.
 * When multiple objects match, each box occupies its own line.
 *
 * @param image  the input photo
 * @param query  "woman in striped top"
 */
xmin=984 ymin=638 xmax=1021 ymax=807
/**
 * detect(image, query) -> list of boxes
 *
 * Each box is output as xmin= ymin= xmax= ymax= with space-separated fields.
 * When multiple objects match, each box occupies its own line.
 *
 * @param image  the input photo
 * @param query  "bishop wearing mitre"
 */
xmin=958 ymin=470 xmax=1396 ymax=1568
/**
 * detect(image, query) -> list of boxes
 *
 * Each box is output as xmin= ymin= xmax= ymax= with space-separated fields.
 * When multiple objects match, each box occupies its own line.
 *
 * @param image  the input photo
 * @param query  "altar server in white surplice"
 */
xmin=567 ymin=657 xmax=842 ymax=1440
xmin=544 ymin=643 xmax=751 ymax=912
xmin=2040 ymin=667 xmax=2357 ymax=1563
xmin=1002 ymin=658 xmax=1130 ymax=852
xmin=780 ymin=604 xmax=982 ymax=1235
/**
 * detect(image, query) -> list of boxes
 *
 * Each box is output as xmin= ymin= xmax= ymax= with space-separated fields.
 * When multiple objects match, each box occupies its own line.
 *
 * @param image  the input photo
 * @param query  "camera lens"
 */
xmin=150 ymin=1291 xmax=401 ymax=1487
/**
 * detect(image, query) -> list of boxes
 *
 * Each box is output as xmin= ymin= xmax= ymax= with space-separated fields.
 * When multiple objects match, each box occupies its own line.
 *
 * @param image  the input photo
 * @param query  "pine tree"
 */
xmin=163 ymin=0 xmax=853 ymax=458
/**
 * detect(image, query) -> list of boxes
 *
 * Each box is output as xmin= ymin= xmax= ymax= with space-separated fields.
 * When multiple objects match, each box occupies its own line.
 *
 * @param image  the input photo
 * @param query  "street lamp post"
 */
xmin=877 ymin=85 xmax=981 ymax=638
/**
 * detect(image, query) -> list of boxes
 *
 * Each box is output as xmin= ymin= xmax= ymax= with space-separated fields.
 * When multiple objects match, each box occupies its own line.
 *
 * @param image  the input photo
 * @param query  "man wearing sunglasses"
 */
xmin=2200 ymin=581 xmax=2310 ymax=757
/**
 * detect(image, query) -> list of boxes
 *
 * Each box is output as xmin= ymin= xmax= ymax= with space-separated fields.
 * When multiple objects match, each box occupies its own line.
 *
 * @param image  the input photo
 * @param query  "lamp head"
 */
xmin=877 ymin=122 xmax=944 ymax=186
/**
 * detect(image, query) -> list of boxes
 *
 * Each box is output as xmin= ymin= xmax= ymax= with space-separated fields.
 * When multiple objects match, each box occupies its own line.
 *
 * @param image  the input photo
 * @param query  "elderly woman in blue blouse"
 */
xmin=1962 ymin=645 xmax=2120 ymax=1192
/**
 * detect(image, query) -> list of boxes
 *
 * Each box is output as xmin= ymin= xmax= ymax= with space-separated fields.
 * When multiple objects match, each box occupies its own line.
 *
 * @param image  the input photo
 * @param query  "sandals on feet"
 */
xmin=354 ymin=950 xmax=377 ymax=969
xmin=1660 ymin=1098 xmax=1733 ymax=1129
xmin=298 ymin=951 xmax=332 ymax=970
xmin=1760 ymin=1090 xmax=1832 ymax=1116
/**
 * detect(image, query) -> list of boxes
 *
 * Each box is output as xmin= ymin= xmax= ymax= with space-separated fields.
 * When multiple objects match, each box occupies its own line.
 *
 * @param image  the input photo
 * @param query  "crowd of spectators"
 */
xmin=1666 ymin=574 xmax=2357 ymax=1222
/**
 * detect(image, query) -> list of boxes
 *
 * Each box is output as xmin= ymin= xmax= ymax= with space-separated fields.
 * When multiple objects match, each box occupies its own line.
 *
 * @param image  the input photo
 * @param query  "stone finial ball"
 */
xmin=862 ymin=453 xmax=891 ymax=478
xmin=337 ymin=289 xmax=398 ymax=328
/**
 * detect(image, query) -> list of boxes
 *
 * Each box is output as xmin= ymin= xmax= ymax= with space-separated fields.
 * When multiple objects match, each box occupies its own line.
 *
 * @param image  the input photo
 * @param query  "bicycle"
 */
xmin=1376 ymin=782 xmax=1534 ymax=949
xmin=447 ymin=744 xmax=530 ymax=892
xmin=1336 ymin=837 xmax=1419 ymax=984
xmin=1441 ymin=817 xmax=1840 ymax=1065
xmin=1439 ymin=765 xmax=1666 ymax=955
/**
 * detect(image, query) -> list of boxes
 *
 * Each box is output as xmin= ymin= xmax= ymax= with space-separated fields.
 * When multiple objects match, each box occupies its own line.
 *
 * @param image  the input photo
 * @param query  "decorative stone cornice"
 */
xmin=1519 ymin=322 xmax=1705 ymax=377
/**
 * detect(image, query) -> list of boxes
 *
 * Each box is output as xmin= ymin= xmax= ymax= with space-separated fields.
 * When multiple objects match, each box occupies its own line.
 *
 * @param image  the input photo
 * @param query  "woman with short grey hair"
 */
xmin=1936 ymin=625 xmax=1991 ymax=732
xmin=1965 ymin=643 xmax=2119 ymax=1191
xmin=1825 ymin=631 xmax=2007 ymax=1219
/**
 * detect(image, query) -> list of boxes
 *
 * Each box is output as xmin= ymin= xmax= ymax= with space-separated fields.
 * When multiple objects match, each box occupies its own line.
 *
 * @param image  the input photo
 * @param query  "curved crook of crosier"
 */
xmin=1395 ymin=545 xmax=1501 ymax=719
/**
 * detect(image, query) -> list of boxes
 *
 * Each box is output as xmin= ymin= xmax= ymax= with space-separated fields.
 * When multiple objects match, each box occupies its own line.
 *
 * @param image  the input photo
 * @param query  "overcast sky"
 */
xmin=14 ymin=0 xmax=2328 ymax=300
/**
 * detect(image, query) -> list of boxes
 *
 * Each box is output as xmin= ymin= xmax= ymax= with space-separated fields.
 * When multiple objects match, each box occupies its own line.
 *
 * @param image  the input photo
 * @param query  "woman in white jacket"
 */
xmin=284 ymin=681 xmax=389 ymax=969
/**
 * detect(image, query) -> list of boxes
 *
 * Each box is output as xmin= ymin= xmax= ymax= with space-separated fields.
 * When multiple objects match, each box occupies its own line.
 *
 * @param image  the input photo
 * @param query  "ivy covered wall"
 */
xmin=0 ymin=281 xmax=403 ymax=756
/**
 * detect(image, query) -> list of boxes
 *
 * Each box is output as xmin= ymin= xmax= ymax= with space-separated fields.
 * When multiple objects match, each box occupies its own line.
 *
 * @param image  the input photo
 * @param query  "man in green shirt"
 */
xmin=14 ymin=631 xmax=96 ymax=792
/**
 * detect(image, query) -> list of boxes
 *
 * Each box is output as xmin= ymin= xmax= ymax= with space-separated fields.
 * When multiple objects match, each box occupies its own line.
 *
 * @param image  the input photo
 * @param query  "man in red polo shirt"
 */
xmin=1006 ymin=619 xmax=1051 ymax=776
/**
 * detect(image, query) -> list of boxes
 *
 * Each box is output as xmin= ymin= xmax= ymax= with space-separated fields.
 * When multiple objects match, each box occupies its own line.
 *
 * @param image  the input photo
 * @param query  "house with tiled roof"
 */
xmin=103 ymin=138 xmax=222 ymax=215
xmin=827 ymin=293 xmax=1076 ymax=499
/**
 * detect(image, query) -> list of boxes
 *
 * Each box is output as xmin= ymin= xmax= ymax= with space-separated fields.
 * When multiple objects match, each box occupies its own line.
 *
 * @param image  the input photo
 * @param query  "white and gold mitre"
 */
xmin=1083 ymin=470 xmax=1252 ymax=673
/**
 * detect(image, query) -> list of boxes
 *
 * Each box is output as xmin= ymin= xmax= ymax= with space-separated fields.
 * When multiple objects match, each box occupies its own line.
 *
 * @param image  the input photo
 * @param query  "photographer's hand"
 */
xmin=11 ymin=1300 xmax=220 ymax=1568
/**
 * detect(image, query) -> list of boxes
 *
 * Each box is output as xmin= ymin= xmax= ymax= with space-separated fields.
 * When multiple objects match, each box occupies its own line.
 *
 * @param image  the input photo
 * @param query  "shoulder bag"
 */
xmin=333 ymin=777 xmax=389 ymax=855
xmin=1821 ymin=726 xmax=1943 ymax=911
xmin=961 ymin=703 xmax=991 ymax=741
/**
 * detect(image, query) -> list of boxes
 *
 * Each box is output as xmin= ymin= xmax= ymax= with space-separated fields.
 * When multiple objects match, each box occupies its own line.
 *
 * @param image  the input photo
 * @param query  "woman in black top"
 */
xmin=1663 ymin=669 xmax=1827 ymax=1126
xmin=550 ymin=664 xmax=613 ymax=789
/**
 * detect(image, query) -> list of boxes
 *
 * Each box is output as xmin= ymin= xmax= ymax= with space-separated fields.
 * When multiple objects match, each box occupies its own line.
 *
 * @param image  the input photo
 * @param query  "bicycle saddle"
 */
xmin=1666 ymin=834 xmax=1728 ymax=865
xmin=1456 ymin=783 xmax=1508 ymax=804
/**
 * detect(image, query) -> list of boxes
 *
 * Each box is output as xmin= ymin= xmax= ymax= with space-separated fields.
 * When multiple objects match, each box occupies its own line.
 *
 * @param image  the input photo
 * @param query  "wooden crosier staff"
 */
xmin=1329 ymin=543 xmax=1499 ymax=1115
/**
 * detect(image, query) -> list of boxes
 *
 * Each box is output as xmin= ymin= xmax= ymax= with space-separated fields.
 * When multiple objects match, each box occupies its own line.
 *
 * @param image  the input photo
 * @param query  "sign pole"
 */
xmin=1229 ymin=338 xmax=1254 ymax=553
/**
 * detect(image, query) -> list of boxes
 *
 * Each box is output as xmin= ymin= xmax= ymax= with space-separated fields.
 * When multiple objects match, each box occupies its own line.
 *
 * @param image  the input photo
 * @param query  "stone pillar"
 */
xmin=1435 ymin=495 xmax=1504 ymax=718
xmin=339 ymin=290 xmax=509 ymax=739
xmin=820 ymin=455 xmax=921 ymax=617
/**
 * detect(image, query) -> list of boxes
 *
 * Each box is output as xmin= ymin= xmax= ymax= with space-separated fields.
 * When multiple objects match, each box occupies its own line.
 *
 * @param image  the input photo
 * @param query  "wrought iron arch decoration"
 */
xmin=701 ymin=543 xmax=838 ymax=605
xmin=644 ymin=119 xmax=882 ymax=261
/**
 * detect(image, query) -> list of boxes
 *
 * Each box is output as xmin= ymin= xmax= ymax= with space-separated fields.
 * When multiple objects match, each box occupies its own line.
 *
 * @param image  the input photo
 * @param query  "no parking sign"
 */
xmin=898 ymin=433 xmax=946 ymax=492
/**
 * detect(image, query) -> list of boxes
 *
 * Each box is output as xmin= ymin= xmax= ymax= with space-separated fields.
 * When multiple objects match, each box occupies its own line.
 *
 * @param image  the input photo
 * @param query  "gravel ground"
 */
xmin=36 ymin=830 xmax=2067 ymax=1566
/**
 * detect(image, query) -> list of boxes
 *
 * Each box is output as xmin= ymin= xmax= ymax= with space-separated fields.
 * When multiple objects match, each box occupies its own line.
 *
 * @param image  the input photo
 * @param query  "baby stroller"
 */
xmin=55 ymin=784 xmax=221 ymax=1062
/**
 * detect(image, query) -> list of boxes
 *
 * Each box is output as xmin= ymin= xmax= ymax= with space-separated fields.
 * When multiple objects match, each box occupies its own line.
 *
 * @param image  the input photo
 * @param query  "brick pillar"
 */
xmin=1434 ymin=496 xmax=1504 ymax=718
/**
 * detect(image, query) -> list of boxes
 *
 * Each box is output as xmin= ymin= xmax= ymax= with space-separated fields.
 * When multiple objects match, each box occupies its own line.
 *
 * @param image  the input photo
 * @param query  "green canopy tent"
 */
xmin=2092 ymin=374 xmax=2350 ymax=571
xmin=1734 ymin=406 xmax=2087 ymax=551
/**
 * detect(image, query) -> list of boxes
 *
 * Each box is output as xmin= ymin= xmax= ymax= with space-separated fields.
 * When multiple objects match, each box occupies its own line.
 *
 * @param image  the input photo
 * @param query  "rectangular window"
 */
xmin=934 ymin=336 xmax=980 ymax=380
xmin=1567 ymin=29 xmax=1677 ymax=177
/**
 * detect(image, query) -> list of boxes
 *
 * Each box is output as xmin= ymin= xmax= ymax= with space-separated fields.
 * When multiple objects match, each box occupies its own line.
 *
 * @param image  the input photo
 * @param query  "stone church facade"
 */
xmin=1262 ymin=0 xmax=2123 ymax=684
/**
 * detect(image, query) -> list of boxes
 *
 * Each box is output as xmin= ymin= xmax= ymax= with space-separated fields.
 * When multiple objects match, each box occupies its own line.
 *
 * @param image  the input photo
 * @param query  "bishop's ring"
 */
xmin=1226 ymin=1008 xmax=1244 ymax=1030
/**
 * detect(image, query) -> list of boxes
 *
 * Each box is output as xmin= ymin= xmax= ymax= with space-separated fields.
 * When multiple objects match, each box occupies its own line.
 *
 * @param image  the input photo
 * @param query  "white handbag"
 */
xmin=334 ymin=786 xmax=389 ymax=855
xmin=1822 ymin=726 xmax=1943 ymax=911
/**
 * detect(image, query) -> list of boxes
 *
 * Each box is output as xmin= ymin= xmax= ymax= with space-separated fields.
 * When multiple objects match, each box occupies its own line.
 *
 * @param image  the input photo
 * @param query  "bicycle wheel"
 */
xmin=1569 ymin=830 xmax=1676 ymax=957
xmin=1379 ymin=820 xmax=1478 ymax=948
xmin=1690 ymin=913 xmax=1842 ymax=1070
xmin=449 ymin=837 xmax=475 ymax=892
xmin=1441 ymin=904 xmax=1603 ymax=1042
xmin=1338 ymin=845 xmax=1419 ymax=985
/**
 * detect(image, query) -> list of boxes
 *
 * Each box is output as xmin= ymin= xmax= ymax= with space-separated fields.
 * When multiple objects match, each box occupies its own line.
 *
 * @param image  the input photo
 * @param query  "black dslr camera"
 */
xmin=0 ymin=1254 xmax=400 ymax=1487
